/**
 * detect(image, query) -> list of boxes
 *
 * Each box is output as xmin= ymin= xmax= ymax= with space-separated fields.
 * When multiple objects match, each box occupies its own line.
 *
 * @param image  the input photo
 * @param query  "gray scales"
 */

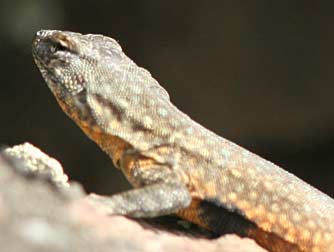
xmin=32 ymin=30 xmax=334 ymax=252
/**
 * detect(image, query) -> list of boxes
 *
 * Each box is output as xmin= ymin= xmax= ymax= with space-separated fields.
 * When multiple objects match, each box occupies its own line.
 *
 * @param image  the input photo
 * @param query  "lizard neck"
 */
xmin=57 ymin=96 xmax=132 ymax=168
xmin=80 ymin=123 xmax=131 ymax=168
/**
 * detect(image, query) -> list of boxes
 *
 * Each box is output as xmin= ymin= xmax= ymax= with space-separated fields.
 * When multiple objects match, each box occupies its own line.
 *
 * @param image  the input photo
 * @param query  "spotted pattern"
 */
xmin=33 ymin=30 xmax=334 ymax=252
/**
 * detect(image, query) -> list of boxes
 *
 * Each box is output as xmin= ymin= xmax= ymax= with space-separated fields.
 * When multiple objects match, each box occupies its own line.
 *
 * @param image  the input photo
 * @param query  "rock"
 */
xmin=0 ymin=143 xmax=267 ymax=252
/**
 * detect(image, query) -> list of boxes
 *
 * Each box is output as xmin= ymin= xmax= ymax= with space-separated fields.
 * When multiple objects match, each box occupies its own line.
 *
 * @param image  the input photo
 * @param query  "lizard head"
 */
xmin=32 ymin=29 xmax=124 ymax=102
xmin=32 ymin=29 xmax=131 ymax=130
xmin=32 ymin=29 xmax=173 ymax=151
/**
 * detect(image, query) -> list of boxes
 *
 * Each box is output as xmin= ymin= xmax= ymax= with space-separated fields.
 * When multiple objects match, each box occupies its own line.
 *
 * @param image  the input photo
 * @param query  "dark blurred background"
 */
xmin=1 ymin=1 xmax=333 ymax=197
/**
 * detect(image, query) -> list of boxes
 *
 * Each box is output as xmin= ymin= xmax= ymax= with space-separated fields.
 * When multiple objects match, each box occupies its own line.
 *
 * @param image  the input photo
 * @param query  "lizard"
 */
xmin=32 ymin=29 xmax=334 ymax=252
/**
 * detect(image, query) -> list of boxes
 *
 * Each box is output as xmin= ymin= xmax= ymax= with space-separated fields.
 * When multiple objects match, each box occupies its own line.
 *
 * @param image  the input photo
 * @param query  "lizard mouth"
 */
xmin=32 ymin=46 xmax=64 ymax=95
xmin=32 ymin=30 xmax=85 ymax=97
xmin=32 ymin=32 xmax=67 ymax=86
xmin=32 ymin=46 xmax=58 ymax=90
xmin=32 ymin=34 xmax=49 ymax=72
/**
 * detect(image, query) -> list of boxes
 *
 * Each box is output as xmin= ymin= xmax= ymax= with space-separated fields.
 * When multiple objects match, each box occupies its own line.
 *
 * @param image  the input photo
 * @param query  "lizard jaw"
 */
xmin=32 ymin=30 xmax=86 ymax=99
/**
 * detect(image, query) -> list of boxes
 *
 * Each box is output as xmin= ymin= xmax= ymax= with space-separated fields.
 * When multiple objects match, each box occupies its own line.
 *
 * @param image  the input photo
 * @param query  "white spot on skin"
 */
xmin=206 ymin=138 xmax=216 ymax=146
xmin=292 ymin=212 xmax=302 ymax=223
xmin=220 ymin=149 xmax=231 ymax=158
xmin=249 ymin=191 xmax=258 ymax=200
xmin=143 ymin=116 xmax=153 ymax=128
xmin=282 ymin=202 xmax=291 ymax=211
xmin=131 ymin=96 xmax=140 ymax=105
xmin=307 ymin=219 xmax=316 ymax=229
xmin=228 ymin=192 xmax=237 ymax=201
xmin=242 ymin=151 xmax=250 ymax=157
xmin=259 ymin=160 xmax=266 ymax=166
xmin=263 ymin=181 xmax=274 ymax=191
xmin=201 ymin=148 xmax=210 ymax=157
xmin=324 ymin=233 xmax=332 ymax=242
xmin=278 ymin=214 xmax=289 ymax=228
xmin=159 ymin=126 xmax=171 ymax=136
xmin=313 ymin=231 xmax=322 ymax=245
xmin=231 ymin=169 xmax=242 ymax=178
xmin=117 ymin=98 xmax=128 ymax=109
xmin=303 ymin=204 xmax=312 ymax=213
xmin=170 ymin=132 xmax=185 ymax=142
xmin=235 ymin=184 xmax=244 ymax=193
xmin=158 ymin=107 xmax=168 ymax=117
xmin=186 ymin=127 xmax=193 ymax=134
xmin=132 ymin=86 xmax=143 ymax=95
xmin=271 ymin=203 xmax=280 ymax=213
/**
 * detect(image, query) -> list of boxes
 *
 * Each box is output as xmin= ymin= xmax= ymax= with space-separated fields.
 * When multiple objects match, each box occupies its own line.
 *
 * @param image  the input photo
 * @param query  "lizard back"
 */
xmin=32 ymin=30 xmax=334 ymax=252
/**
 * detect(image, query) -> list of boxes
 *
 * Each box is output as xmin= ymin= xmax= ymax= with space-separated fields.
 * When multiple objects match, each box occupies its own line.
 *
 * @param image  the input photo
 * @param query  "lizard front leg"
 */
xmin=88 ymin=181 xmax=191 ymax=217
xmin=87 ymin=150 xmax=192 ymax=218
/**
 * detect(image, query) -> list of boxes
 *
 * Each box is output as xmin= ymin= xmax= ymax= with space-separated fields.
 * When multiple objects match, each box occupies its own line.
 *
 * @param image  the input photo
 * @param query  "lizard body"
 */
xmin=32 ymin=30 xmax=334 ymax=252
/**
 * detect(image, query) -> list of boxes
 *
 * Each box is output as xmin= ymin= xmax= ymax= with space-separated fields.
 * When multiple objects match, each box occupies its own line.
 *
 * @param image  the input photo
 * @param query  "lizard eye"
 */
xmin=50 ymin=41 xmax=69 ymax=53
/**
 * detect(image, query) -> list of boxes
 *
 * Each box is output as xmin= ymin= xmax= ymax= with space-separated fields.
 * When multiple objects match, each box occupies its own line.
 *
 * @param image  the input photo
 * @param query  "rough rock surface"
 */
xmin=0 ymin=143 xmax=267 ymax=252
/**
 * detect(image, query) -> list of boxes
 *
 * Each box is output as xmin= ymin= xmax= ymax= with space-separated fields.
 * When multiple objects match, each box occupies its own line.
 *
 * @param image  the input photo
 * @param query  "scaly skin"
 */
xmin=32 ymin=30 xmax=334 ymax=252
